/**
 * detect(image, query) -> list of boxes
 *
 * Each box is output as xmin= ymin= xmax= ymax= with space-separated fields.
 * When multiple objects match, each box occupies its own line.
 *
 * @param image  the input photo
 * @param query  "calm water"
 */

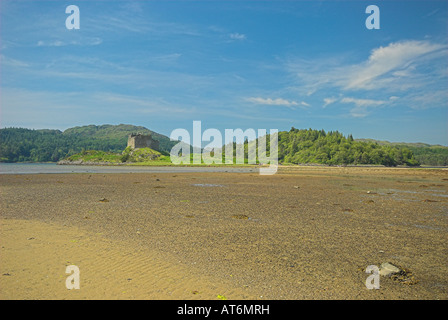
xmin=0 ymin=163 xmax=257 ymax=174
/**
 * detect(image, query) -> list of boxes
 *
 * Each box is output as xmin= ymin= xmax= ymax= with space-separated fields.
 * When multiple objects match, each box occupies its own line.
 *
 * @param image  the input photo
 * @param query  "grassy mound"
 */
xmin=61 ymin=147 xmax=170 ymax=164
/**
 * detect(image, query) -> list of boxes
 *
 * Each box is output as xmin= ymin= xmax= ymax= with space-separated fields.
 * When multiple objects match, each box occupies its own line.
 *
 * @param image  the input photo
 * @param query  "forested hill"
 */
xmin=276 ymin=128 xmax=421 ymax=166
xmin=355 ymin=139 xmax=448 ymax=166
xmin=0 ymin=124 xmax=177 ymax=162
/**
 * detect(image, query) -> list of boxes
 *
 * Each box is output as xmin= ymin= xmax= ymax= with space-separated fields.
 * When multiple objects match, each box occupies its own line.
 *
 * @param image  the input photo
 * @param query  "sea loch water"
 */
xmin=0 ymin=163 xmax=257 ymax=174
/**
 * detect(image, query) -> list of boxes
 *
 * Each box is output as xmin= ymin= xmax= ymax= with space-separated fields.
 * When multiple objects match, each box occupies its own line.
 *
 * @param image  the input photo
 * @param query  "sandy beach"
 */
xmin=1 ymin=166 xmax=447 ymax=300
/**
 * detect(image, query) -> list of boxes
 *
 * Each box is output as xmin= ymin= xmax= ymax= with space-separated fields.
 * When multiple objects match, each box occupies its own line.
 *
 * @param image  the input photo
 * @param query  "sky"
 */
xmin=1 ymin=0 xmax=447 ymax=145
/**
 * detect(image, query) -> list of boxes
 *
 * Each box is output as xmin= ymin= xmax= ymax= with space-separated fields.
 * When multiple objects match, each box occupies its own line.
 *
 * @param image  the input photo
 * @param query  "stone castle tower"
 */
xmin=127 ymin=133 xmax=159 ymax=150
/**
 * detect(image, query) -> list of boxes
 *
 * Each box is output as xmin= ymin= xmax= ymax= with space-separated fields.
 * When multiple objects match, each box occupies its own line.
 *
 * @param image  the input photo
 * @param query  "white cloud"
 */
xmin=340 ymin=97 xmax=386 ymax=107
xmin=229 ymin=33 xmax=246 ymax=40
xmin=37 ymin=40 xmax=64 ymax=47
xmin=340 ymin=97 xmax=387 ymax=118
xmin=404 ymin=89 xmax=448 ymax=110
xmin=245 ymin=97 xmax=304 ymax=107
xmin=344 ymin=40 xmax=445 ymax=90
xmin=36 ymin=37 xmax=102 ymax=47
xmin=323 ymin=97 xmax=337 ymax=108
xmin=286 ymin=39 xmax=447 ymax=118
xmin=289 ymin=40 xmax=447 ymax=94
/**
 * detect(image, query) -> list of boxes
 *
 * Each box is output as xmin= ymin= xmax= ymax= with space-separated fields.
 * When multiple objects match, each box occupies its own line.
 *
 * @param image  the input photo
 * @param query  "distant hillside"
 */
xmin=356 ymin=138 xmax=448 ymax=166
xmin=1 ymin=125 xmax=445 ymax=166
xmin=219 ymin=128 xmax=421 ymax=167
xmin=61 ymin=124 xmax=175 ymax=152
xmin=0 ymin=124 xmax=177 ymax=163
xmin=356 ymin=138 xmax=439 ymax=148
xmin=274 ymin=128 xmax=419 ymax=166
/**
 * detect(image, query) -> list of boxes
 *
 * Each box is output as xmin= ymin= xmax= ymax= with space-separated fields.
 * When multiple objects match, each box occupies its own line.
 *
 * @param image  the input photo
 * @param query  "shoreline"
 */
xmin=2 ymin=161 xmax=447 ymax=169
xmin=1 ymin=164 xmax=447 ymax=177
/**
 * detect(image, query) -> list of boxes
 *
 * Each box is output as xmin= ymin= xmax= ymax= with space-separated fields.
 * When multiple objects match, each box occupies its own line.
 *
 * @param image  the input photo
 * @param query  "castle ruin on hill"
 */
xmin=127 ymin=133 xmax=159 ymax=150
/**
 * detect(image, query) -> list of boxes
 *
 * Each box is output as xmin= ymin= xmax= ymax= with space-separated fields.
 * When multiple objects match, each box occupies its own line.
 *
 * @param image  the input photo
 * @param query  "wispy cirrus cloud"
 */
xmin=289 ymin=40 xmax=447 ymax=94
xmin=86 ymin=12 xmax=202 ymax=37
xmin=286 ymin=39 xmax=447 ymax=118
xmin=245 ymin=97 xmax=309 ymax=108
xmin=323 ymin=96 xmax=402 ymax=117
xmin=340 ymin=97 xmax=387 ymax=118
xmin=340 ymin=97 xmax=387 ymax=107
xmin=36 ymin=37 xmax=103 ymax=47
xmin=0 ymin=55 xmax=29 ymax=67
xmin=343 ymin=40 xmax=446 ymax=90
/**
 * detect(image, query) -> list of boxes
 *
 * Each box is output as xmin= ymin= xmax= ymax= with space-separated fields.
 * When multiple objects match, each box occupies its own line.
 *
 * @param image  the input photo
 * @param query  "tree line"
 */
xmin=0 ymin=128 xmax=126 ymax=162
xmin=1 ymin=126 xmax=447 ymax=166
xmin=275 ymin=128 xmax=421 ymax=166
xmin=0 ymin=125 xmax=176 ymax=163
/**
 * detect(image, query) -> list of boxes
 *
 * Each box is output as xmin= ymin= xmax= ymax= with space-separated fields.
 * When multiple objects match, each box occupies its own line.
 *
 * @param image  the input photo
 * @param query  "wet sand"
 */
xmin=1 ymin=166 xmax=447 ymax=299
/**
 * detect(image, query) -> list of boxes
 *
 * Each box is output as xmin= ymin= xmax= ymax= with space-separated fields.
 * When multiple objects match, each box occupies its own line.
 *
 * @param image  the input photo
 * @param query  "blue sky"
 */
xmin=1 ymin=0 xmax=447 ymax=145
